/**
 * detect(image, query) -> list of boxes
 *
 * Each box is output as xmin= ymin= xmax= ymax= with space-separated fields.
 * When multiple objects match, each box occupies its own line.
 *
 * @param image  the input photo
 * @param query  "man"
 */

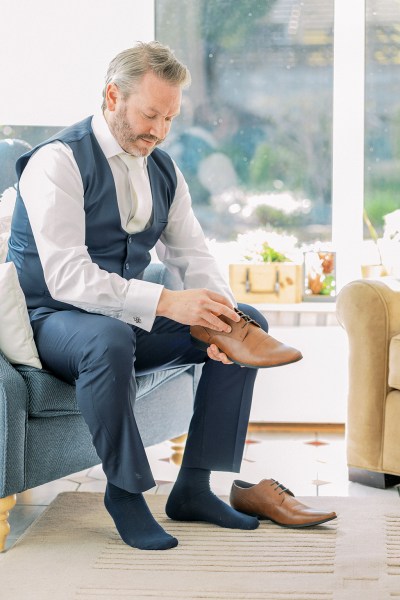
xmin=7 ymin=42 xmax=334 ymax=551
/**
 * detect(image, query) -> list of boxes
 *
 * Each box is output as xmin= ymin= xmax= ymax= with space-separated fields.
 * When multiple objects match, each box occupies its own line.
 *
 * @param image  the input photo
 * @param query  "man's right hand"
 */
xmin=156 ymin=288 xmax=240 ymax=333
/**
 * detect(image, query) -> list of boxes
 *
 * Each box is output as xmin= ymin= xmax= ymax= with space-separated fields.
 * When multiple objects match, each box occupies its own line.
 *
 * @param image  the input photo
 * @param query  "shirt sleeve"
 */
xmin=156 ymin=161 xmax=236 ymax=306
xmin=19 ymin=142 xmax=163 ymax=331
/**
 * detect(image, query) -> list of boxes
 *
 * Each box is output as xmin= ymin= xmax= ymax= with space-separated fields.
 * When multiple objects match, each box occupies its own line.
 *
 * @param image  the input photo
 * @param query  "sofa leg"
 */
xmin=0 ymin=494 xmax=17 ymax=551
xmin=349 ymin=467 xmax=400 ymax=489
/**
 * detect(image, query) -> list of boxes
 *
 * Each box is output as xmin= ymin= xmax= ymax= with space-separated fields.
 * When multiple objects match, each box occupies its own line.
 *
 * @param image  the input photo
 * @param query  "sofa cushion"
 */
xmin=0 ymin=262 xmax=42 ymax=369
xmin=16 ymin=364 xmax=193 ymax=417
xmin=0 ymin=215 xmax=11 ymax=264
xmin=388 ymin=333 xmax=400 ymax=391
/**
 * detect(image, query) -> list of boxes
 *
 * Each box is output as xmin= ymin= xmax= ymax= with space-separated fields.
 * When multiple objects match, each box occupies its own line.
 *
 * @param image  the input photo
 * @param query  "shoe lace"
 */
xmin=270 ymin=479 xmax=295 ymax=497
xmin=234 ymin=308 xmax=261 ymax=329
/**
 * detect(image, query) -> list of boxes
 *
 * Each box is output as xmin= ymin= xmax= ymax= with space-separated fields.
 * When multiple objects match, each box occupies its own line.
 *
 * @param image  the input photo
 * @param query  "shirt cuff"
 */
xmin=121 ymin=279 xmax=164 ymax=331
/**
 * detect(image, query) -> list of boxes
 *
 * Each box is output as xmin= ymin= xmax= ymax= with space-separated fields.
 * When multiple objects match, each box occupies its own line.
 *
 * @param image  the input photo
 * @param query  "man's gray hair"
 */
xmin=101 ymin=41 xmax=191 ymax=110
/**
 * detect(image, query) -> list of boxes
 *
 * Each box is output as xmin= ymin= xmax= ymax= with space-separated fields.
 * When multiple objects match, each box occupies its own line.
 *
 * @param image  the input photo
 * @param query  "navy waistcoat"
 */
xmin=7 ymin=116 xmax=177 ymax=311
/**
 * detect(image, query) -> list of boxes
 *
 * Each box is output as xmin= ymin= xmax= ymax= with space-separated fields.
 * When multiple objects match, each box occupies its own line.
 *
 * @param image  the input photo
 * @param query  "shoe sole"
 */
xmin=190 ymin=336 xmax=303 ymax=369
xmin=236 ymin=505 xmax=337 ymax=529
xmin=244 ymin=512 xmax=337 ymax=528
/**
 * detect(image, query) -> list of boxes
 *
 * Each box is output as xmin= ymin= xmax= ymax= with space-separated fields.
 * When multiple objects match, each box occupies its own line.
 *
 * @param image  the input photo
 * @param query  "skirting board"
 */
xmin=248 ymin=422 xmax=345 ymax=433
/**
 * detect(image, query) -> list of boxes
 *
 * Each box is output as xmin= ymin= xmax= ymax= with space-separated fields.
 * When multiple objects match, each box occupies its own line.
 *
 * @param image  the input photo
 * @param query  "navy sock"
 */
xmin=165 ymin=467 xmax=259 ymax=530
xmin=104 ymin=482 xmax=178 ymax=550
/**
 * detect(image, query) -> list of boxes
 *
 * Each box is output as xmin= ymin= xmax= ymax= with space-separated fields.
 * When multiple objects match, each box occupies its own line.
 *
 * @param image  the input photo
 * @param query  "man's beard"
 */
xmin=110 ymin=105 xmax=162 ymax=157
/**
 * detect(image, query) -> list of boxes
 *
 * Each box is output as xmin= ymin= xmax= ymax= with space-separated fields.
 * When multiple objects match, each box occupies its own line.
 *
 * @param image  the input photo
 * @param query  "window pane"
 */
xmin=156 ymin=0 xmax=334 ymax=243
xmin=365 ymin=2 xmax=400 ymax=243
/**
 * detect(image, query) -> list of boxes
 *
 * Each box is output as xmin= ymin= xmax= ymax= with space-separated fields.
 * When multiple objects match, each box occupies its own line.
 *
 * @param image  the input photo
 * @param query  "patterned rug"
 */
xmin=0 ymin=492 xmax=399 ymax=599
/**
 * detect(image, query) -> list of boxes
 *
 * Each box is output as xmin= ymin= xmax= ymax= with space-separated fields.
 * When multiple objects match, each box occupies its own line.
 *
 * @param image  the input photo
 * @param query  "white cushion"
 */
xmin=0 ymin=219 xmax=11 ymax=263
xmin=0 ymin=262 xmax=42 ymax=368
xmin=0 ymin=188 xmax=16 ymax=262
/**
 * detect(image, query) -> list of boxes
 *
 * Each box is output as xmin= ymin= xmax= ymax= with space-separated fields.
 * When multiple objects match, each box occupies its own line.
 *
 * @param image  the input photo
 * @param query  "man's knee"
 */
xmin=81 ymin=317 xmax=136 ymax=373
xmin=237 ymin=303 xmax=269 ymax=333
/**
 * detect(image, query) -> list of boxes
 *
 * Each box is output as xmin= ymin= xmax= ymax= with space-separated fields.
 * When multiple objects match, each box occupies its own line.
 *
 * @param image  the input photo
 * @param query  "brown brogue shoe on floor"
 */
xmin=190 ymin=308 xmax=302 ymax=368
xmin=230 ymin=479 xmax=337 ymax=528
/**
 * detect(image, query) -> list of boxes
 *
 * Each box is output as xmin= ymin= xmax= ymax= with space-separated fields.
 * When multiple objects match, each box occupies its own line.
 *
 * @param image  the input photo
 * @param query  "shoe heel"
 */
xmin=190 ymin=336 xmax=209 ymax=353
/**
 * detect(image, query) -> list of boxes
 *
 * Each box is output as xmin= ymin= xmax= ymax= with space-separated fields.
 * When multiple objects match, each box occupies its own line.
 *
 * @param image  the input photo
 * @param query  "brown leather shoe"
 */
xmin=190 ymin=308 xmax=302 ymax=368
xmin=230 ymin=479 xmax=337 ymax=528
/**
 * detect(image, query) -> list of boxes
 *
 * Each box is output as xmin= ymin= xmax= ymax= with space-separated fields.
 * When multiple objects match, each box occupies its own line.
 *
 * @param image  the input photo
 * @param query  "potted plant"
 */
xmin=303 ymin=250 xmax=336 ymax=301
xmin=229 ymin=231 xmax=302 ymax=303
xmin=361 ymin=209 xmax=388 ymax=278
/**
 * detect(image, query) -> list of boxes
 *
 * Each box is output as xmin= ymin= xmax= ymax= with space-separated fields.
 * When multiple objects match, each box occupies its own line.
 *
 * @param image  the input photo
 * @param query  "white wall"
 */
xmin=0 ymin=0 xmax=155 ymax=126
xmin=250 ymin=326 xmax=348 ymax=424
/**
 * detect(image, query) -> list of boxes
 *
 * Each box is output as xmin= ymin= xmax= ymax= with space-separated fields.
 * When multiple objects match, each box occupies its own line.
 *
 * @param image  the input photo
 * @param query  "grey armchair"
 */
xmin=0 ymin=263 xmax=199 ymax=550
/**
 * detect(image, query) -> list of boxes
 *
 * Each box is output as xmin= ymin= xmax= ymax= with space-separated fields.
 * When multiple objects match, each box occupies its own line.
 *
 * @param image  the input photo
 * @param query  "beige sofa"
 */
xmin=336 ymin=277 xmax=400 ymax=488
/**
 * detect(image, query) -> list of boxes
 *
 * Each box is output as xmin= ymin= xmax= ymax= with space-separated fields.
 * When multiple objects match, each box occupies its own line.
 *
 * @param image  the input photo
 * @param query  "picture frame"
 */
xmin=302 ymin=251 xmax=336 ymax=302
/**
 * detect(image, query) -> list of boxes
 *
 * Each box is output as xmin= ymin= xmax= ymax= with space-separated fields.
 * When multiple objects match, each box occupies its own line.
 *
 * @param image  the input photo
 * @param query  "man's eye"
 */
xmin=145 ymin=113 xmax=156 ymax=119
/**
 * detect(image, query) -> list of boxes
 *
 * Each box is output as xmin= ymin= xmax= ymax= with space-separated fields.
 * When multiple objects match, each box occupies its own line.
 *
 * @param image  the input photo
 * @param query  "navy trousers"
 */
xmin=29 ymin=303 xmax=268 ymax=493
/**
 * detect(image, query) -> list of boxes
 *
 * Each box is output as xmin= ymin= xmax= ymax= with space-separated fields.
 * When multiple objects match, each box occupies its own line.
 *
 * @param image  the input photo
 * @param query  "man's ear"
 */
xmin=105 ymin=83 xmax=119 ymax=112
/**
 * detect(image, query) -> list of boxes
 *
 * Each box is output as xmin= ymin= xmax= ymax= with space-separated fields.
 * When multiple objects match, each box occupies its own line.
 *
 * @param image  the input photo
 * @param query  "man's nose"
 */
xmin=150 ymin=118 xmax=169 ymax=140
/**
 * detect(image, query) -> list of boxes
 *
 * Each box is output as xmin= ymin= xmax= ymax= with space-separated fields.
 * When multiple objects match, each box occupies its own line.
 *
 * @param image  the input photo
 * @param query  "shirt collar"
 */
xmin=91 ymin=111 xmax=147 ymax=168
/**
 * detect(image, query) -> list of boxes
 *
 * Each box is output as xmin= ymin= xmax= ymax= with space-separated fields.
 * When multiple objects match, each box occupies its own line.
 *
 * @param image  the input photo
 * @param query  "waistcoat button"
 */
xmin=125 ymin=263 xmax=130 ymax=270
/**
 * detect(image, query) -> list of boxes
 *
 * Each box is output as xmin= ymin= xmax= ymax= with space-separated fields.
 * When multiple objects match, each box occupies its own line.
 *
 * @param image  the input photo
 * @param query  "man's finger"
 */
xmin=203 ymin=312 xmax=232 ymax=333
xmin=206 ymin=292 xmax=240 ymax=323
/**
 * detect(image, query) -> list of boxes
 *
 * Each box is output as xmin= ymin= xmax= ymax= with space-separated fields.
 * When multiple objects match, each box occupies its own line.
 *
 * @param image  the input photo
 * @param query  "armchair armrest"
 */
xmin=0 ymin=351 xmax=29 ymax=496
xmin=336 ymin=278 xmax=400 ymax=471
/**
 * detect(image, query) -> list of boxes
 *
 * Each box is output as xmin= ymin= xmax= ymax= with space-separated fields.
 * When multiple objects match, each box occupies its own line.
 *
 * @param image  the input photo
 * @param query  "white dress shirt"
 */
xmin=19 ymin=112 xmax=235 ymax=331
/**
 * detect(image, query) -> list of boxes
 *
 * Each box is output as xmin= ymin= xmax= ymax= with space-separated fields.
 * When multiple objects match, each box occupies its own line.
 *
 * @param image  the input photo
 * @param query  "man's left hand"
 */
xmin=207 ymin=343 xmax=233 ymax=365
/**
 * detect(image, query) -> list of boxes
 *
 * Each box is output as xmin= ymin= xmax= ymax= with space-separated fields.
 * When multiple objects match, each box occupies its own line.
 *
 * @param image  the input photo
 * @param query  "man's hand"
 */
xmin=157 ymin=288 xmax=239 ymax=330
xmin=156 ymin=288 xmax=238 ymax=364
xmin=206 ymin=343 xmax=234 ymax=365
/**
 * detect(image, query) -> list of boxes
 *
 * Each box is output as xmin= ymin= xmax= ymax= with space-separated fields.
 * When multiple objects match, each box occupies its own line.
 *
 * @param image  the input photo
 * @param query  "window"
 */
xmin=365 ymin=1 xmax=400 ymax=241
xmin=156 ymin=0 xmax=334 ymax=245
